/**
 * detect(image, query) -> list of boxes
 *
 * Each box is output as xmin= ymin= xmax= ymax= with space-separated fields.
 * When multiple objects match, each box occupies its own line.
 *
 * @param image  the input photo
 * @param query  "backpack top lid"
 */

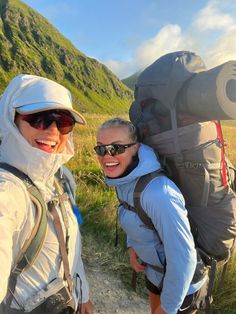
xmin=135 ymin=51 xmax=206 ymax=109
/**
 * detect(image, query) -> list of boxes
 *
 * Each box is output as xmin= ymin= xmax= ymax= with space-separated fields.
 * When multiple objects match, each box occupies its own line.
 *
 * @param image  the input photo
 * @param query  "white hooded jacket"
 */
xmin=0 ymin=75 xmax=89 ymax=309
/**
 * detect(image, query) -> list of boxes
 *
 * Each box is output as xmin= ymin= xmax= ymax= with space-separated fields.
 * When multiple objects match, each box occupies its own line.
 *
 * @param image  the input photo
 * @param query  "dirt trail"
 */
xmin=85 ymin=263 xmax=150 ymax=314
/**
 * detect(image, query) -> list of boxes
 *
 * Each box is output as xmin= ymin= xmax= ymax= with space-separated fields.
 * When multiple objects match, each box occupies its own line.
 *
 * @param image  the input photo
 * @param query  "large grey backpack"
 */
xmin=129 ymin=51 xmax=236 ymax=263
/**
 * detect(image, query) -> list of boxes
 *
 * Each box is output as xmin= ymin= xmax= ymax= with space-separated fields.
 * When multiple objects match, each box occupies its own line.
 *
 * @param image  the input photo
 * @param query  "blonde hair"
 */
xmin=97 ymin=117 xmax=138 ymax=142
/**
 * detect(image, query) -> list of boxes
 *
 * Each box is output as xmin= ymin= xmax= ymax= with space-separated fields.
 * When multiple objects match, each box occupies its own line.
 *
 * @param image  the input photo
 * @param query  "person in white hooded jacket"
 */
xmin=0 ymin=74 xmax=92 ymax=314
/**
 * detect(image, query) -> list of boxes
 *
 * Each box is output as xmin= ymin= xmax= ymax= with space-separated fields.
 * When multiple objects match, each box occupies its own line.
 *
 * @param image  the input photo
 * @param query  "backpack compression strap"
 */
xmin=0 ymin=162 xmax=47 ymax=303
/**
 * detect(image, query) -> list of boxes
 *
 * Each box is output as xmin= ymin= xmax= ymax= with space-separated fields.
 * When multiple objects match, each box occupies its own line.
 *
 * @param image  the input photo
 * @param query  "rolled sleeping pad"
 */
xmin=176 ymin=61 xmax=236 ymax=120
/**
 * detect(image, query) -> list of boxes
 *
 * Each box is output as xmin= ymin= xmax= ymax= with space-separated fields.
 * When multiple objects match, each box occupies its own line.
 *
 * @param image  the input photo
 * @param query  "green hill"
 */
xmin=122 ymin=70 xmax=142 ymax=91
xmin=0 ymin=0 xmax=133 ymax=114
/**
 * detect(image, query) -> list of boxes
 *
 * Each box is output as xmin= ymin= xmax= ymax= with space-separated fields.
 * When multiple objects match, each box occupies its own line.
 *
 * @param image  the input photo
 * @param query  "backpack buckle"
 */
xmin=11 ymin=264 xmax=23 ymax=275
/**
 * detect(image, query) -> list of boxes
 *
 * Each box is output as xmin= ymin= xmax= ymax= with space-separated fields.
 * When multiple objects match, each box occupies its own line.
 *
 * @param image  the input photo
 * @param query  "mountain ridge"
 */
xmin=122 ymin=70 xmax=142 ymax=91
xmin=0 ymin=0 xmax=133 ymax=114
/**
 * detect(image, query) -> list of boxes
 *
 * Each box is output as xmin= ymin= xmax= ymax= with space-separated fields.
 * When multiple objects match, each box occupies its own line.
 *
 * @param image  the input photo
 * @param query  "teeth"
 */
xmin=37 ymin=140 xmax=57 ymax=146
xmin=105 ymin=162 xmax=119 ymax=166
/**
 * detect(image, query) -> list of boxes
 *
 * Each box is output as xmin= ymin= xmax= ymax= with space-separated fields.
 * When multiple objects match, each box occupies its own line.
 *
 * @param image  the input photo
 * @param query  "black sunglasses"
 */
xmin=94 ymin=143 xmax=137 ymax=156
xmin=19 ymin=110 xmax=76 ymax=135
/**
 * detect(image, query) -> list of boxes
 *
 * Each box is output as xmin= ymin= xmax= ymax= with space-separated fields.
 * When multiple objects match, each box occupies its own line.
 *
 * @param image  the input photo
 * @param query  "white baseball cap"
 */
xmin=13 ymin=74 xmax=86 ymax=124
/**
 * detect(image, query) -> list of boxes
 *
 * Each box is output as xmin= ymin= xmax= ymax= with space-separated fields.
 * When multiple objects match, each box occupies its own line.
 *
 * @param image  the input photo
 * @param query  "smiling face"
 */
xmin=96 ymin=126 xmax=139 ymax=178
xmin=15 ymin=113 xmax=69 ymax=153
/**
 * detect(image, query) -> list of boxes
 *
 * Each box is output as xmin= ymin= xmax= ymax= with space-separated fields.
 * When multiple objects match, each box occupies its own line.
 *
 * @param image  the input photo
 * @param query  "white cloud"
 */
xmin=103 ymin=59 xmax=134 ymax=79
xmin=206 ymin=26 xmax=236 ymax=68
xmin=193 ymin=1 xmax=236 ymax=68
xmin=135 ymin=24 xmax=184 ymax=69
xmin=193 ymin=0 xmax=235 ymax=31
xmin=103 ymin=24 xmax=193 ymax=78
xmin=103 ymin=0 xmax=236 ymax=78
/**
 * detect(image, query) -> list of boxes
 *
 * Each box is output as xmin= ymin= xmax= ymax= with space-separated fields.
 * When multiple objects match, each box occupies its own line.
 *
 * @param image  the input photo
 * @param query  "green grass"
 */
xmin=69 ymin=114 xmax=236 ymax=312
xmin=222 ymin=121 xmax=236 ymax=165
xmin=212 ymin=255 xmax=236 ymax=313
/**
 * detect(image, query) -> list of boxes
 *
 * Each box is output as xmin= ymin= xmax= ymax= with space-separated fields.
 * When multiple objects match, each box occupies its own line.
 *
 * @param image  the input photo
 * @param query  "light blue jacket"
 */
xmin=106 ymin=144 xmax=206 ymax=314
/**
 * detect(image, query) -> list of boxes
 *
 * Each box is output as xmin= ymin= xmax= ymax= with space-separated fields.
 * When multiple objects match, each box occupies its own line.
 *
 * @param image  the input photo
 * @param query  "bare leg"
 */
xmin=149 ymin=291 xmax=161 ymax=314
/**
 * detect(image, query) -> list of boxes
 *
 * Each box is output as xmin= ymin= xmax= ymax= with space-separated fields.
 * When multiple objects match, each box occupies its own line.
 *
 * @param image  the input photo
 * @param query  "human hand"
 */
xmin=128 ymin=247 xmax=146 ymax=272
xmin=79 ymin=300 xmax=93 ymax=314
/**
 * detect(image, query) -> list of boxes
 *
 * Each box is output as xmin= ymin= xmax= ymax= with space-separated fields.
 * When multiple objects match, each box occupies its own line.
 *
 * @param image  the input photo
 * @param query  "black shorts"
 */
xmin=145 ymin=277 xmax=208 ymax=313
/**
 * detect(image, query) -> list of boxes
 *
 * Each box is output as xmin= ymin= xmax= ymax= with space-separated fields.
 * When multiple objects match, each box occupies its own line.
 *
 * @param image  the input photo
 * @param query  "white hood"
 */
xmin=0 ymin=75 xmax=75 ymax=201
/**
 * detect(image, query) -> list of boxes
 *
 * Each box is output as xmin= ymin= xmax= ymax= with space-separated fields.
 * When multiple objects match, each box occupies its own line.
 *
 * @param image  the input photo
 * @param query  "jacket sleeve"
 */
xmin=141 ymin=176 xmax=197 ymax=314
xmin=0 ymin=179 xmax=29 ymax=303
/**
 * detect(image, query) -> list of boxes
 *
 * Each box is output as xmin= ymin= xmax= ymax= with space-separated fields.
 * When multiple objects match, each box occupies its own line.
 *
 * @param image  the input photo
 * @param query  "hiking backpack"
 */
xmin=129 ymin=51 xmax=236 ymax=263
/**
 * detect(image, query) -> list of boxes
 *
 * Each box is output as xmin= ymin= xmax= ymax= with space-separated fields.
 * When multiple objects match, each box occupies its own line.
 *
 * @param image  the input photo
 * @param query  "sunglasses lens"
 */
xmin=54 ymin=113 xmax=75 ymax=134
xmin=114 ymin=145 xmax=125 ymax=155
xmin=25 ymin=115 xmax=44 ymax=129
xmin=94 ymin=146 xmax=106 ymax=156
xmin=94 ymin=144 xmax=127 ymax=156
xmin=21 ymin=110 xmax=75 ymax=134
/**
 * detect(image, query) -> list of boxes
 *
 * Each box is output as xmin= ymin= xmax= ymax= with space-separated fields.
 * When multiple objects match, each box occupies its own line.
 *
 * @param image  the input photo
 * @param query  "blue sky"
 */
xmin=22 ymin=0 xmax=236 ymax=79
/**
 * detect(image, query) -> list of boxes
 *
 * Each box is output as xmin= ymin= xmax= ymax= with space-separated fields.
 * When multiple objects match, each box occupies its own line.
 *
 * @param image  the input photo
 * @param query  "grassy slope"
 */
xmin=0 ymin=0 xmax=133 ymax=114
xmin=69 ymin=116 xmax=236 ymax=312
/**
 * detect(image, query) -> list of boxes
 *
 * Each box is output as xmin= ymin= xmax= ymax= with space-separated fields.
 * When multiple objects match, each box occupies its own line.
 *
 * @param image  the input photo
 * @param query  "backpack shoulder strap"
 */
xmin=0 ymin=162 xmax=47 ymax=300
xmin=55 ymin=167 xmax=83 ymax=225
xmin=116 ymin=170 xmax=164 ymax=230
xmin=116 ymin=169 xmax=166 ymax=289
xmin=133 ymin=170 xmax=164 ymax=229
